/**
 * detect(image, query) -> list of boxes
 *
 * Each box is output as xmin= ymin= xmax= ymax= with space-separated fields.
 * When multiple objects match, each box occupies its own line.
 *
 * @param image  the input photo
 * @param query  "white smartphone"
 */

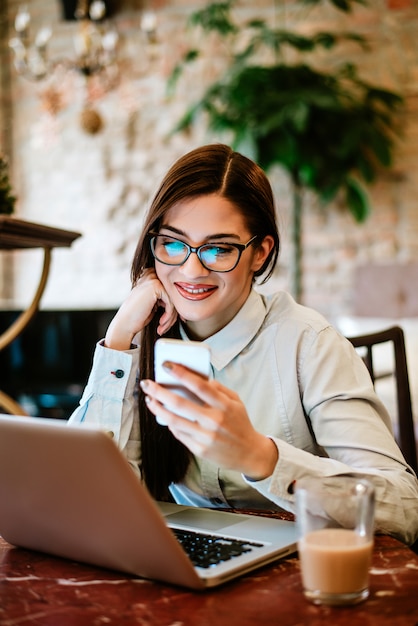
xmin=154 ymin=338 xmax=211 ymax=423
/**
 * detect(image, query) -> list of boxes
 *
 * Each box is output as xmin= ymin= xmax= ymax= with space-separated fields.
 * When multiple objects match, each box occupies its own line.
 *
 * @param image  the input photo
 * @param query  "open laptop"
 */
xmin=0 ymin=414 xmax=297 ymax=589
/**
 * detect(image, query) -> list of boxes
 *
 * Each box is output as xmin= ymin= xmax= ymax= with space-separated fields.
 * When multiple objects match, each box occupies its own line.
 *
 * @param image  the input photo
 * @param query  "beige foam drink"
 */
xmin=295 ymin=477 xmax=375 ymax=605
xmin=298 ymin=528 xmax=373 ymax=595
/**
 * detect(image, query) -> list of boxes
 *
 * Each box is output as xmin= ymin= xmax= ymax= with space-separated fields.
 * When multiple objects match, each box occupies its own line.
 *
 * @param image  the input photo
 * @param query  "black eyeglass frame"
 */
xmin=149 ymin=232 xmax=259 ymax=273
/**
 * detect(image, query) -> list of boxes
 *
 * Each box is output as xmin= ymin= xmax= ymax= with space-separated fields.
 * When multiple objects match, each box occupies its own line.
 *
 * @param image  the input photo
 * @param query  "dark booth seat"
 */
xmin=0 ymin=309 xmax=117 ymax=418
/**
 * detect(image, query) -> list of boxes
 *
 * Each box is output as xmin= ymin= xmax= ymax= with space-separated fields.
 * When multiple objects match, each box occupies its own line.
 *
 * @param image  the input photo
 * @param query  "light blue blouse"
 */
xmin=69 ymin=289 xmax=418 ymax=545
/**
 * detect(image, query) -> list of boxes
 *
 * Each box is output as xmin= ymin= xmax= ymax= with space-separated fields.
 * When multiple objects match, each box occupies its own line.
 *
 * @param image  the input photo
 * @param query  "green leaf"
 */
xmin=166 ymin=50 xmax=200 ymax=97
xmin=366 ymin=86 xmax=404 ymax=109
xmin=301 ymin=0 xmax=368 ymax=10
xmin=329 ymin=0 xmax=354 ymax=11
xmin=313 ymin=33 xmax=336 ymax=49
xmin=189 ymin=1 xmax=237 ymax=35
xmin=343 ymin=33 xmax=369 ymax=49
xmin=278 ymin=32 xmax=316 ymax=51
xmin=345 ymin=177 xmax=370 ymax=222
xmin=365 ymin=128 xmax=393 ymax=167
xmin=298 ymin=163 xmax=317 ymax=187
xmin=356 ymin=153 xmax=377 ymax=183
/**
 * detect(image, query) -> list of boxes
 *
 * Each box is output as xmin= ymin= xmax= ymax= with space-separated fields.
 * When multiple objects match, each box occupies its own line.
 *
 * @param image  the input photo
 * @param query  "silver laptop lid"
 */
xmin=0 ymin=415 xmax=297 ymax=588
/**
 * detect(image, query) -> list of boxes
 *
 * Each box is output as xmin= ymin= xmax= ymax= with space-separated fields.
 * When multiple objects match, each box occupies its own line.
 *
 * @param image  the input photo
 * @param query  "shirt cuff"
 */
xmin=87 ymin=339 xmax=139 ymax=399
xmin=243 ymin=437 xmax=350 ymax=509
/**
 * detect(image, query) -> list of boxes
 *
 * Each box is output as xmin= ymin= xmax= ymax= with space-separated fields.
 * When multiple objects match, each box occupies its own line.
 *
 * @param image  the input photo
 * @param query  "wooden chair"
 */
xmin=347 ymin=326 xmax=418 ymax=475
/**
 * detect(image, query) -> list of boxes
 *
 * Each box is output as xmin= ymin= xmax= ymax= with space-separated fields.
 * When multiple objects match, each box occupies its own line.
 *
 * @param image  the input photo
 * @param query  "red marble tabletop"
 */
xmin=0 ymin=531 xmax=417 ymax=626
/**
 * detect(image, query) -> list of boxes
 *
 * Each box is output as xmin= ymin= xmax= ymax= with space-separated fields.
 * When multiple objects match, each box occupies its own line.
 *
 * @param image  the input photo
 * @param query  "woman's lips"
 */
xmin=175 ymin=282 xmax=218 ymax=300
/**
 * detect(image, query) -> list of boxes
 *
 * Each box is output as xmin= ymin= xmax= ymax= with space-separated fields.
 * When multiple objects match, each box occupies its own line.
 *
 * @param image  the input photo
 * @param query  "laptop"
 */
xmin=0 ymin=414 xmax=297 ymax=589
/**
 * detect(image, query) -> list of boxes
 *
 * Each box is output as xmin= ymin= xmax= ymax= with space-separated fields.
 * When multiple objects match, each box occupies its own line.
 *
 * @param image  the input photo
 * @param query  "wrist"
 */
xmin=244 ymin=437 xmax=278 ymax=482
xmin=105 ymin=322 xmax=135 ymax=351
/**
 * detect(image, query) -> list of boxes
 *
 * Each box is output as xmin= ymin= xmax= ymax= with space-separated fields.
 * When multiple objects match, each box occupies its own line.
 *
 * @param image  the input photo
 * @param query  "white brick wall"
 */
xmin=2 ymin=0 xmax=418 ymax=319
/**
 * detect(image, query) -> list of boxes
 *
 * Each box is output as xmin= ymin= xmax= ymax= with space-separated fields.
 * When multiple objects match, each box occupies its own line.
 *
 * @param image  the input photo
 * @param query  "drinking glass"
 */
xmin=295 ymin=476 xmax=375 ymax=606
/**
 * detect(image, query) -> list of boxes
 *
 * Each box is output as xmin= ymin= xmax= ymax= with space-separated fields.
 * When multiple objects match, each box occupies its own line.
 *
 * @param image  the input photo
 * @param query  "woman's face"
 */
xmin=155 ymin=193 xmax=274 ymax=340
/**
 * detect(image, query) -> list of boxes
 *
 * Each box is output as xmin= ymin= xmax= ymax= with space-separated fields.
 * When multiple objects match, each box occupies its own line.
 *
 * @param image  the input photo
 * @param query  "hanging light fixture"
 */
xmin=9 ymin=1 xmax=120 ymax=133
xmin=9 ymin=1 xmax=119 ymax=82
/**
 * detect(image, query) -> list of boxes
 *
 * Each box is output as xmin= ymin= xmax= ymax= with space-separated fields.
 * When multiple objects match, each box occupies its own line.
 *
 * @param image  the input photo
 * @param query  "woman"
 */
xmin=69 ymin=143 xmax=418 ymax=546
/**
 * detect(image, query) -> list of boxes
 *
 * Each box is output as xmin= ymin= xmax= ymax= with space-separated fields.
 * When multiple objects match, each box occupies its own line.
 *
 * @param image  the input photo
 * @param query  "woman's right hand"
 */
xmin=104 ymin=268 xmax=177 ymax=350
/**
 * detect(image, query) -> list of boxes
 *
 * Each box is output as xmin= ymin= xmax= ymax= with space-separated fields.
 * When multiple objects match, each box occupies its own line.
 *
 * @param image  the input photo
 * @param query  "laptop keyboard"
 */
xmin=172 ymin=528 xmax=263 ymax=569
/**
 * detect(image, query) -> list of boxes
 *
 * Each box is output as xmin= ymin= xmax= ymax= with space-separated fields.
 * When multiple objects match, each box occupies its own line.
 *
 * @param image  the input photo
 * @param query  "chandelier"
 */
xmin=9 ymin=0 xmax=121 ymax=133
xmin=9 ymin=1 xmax=119 ymax=82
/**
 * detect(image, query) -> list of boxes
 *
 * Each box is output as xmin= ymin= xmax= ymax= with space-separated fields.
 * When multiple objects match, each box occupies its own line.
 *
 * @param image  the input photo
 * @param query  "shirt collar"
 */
xmin=180 ymin=289 xmax=266 ymax=371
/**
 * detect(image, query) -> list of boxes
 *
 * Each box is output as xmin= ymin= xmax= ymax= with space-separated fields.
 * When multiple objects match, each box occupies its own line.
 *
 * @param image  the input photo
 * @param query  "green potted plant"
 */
xmin=0 ymin=155 xmax=16 ymax=216
xmin=167 ymin=0 xmax=404 ymax=301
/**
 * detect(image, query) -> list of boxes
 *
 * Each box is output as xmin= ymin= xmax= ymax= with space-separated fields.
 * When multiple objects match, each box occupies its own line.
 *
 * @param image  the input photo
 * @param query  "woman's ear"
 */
xmin=251 ymin=235 xmax=275 ymax=273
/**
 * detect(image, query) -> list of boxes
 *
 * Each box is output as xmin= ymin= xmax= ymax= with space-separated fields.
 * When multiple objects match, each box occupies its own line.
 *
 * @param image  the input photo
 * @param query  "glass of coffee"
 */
xmin=295 ymin=476 xmax=375 ymax=606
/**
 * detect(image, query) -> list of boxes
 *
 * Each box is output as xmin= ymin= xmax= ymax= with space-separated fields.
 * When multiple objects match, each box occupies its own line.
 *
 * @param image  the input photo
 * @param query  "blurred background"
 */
xmin=0 ymin=0 xmax=417 ymax=426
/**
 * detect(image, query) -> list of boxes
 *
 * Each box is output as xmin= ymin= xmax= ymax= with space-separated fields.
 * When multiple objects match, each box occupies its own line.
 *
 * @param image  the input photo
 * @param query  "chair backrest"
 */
xmin=347 ymin=326 xmax=418 ymax=474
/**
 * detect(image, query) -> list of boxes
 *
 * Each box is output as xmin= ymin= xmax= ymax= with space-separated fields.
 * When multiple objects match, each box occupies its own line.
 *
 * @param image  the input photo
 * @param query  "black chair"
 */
xmin=347 ymin=326 xmax=418 ymax=475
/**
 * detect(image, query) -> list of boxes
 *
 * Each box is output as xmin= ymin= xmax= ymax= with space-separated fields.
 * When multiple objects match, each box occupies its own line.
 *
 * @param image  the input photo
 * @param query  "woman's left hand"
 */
xmin=140 ymin=363 xmax=278 ymax=481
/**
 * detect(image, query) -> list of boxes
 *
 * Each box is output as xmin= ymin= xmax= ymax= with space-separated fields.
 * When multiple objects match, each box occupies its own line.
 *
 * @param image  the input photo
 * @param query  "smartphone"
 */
xmin=154 ymin=338 xmax=211 ymax=421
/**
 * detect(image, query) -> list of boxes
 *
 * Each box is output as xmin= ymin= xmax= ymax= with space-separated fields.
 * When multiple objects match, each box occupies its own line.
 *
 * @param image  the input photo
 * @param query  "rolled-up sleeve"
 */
xmin=68 ymin=340 xmax=140 ymax=467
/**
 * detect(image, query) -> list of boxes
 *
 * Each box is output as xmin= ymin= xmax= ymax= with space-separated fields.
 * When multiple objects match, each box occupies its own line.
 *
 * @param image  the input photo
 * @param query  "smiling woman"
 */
xmin=68 ymin=143 xmax=418 ymax=548
xmin=147 ymin=193 xmax=273 ymax=340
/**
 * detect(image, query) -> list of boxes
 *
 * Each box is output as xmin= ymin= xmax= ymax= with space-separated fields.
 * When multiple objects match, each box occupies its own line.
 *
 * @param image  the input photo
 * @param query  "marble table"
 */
xmin=0 ymin=530 xmax=417 ymax=626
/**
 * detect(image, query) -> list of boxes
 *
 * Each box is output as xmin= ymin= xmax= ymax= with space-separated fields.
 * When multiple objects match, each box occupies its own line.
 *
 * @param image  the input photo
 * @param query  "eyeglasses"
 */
xmin=149 ymin=232 xmax=258 ymax=273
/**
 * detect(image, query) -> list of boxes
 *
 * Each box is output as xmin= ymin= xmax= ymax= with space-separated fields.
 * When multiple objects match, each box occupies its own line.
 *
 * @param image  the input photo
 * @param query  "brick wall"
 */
xmin=1 ymin=0 xmax=418 ymax=320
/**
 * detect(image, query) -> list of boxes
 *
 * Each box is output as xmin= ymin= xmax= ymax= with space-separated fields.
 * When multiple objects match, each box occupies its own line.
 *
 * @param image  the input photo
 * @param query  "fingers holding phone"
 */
xmin=142 ymin=342 xmax=277 ymax=479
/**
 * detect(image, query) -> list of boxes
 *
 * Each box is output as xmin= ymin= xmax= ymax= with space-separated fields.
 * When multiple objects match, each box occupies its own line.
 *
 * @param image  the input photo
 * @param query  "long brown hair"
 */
xmin=131 ymin=144 xmax=280 ymax=499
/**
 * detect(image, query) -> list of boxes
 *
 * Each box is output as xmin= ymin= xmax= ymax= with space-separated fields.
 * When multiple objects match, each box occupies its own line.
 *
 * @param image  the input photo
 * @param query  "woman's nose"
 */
xmin=179 ymin=251 xmax=210 ymax=277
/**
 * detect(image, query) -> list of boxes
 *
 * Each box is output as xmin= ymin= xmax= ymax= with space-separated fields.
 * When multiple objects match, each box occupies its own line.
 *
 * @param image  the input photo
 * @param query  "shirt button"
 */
xmin=111 ymin=369 xmax=125 ymax=379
